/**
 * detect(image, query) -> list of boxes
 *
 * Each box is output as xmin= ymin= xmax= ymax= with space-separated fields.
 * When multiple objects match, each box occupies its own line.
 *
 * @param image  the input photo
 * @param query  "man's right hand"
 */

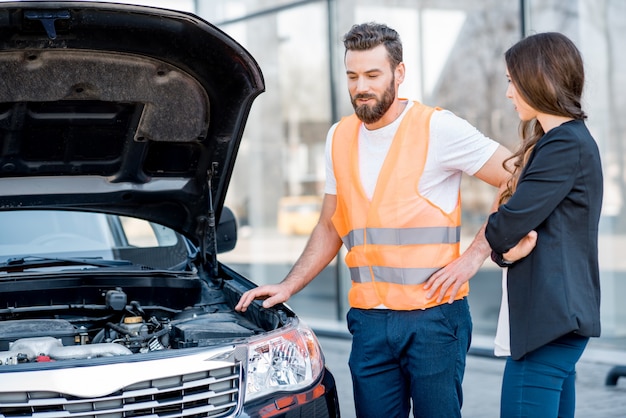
xmin=235 ymin=194 xmax=342 ymax=314
xmin=235 ymin=283 xmax=293 ymax=313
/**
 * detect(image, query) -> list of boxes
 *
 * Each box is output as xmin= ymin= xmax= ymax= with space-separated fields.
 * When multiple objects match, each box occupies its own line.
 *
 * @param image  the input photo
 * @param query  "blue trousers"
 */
xmin=346 ymin=298 xmax=472 ymax=418
xmin=500 ymin=332 xmax=589 ymax=418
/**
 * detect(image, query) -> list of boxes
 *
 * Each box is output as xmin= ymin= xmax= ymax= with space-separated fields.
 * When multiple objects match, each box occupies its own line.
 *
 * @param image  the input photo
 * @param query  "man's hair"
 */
xmin=343 ymin=22 xmax=403 ymax=69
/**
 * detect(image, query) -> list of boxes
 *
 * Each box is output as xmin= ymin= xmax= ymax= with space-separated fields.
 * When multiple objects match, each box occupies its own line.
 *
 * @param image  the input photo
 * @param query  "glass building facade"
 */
xmin=182 ymin=0 xmax=625 ymax=350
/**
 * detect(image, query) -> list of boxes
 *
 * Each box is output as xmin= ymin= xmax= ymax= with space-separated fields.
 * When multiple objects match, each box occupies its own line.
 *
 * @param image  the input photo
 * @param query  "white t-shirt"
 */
xmin=494 ymin=268 xmax=511 ymax=357
xmin=324 ymin=100 xmax=499 ymax=213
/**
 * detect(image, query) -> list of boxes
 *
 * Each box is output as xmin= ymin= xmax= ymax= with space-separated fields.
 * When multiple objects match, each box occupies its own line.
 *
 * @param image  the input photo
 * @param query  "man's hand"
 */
xmin=423 ymin=244 xmax=486 ymax=304
xmin=234 ymin=194 xmax=342 ymax=314
xmin=423 ymin=145 xmax=512 ymax=303
xmin=502 ymin=230 xmax=537 ymax=263
xmin=235 ymin=283 xmax=294 ymax=312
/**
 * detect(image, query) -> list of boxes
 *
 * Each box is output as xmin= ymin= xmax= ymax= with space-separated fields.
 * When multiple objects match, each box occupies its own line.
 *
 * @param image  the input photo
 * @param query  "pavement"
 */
xmin=311 ymin=323 xmax=626 ymax=418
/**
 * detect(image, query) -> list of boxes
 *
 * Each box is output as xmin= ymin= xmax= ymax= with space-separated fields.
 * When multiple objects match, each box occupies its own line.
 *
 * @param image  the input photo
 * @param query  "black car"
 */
xmin=0 ymin=2 xmax=340 ymax=417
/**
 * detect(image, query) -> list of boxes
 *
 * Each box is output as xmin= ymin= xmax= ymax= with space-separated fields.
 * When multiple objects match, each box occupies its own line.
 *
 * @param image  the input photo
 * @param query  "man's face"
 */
xmin=345 ymin=44 xmax=399 ymax=125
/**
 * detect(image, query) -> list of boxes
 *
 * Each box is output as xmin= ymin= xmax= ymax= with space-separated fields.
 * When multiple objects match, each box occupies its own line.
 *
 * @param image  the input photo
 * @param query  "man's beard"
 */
xmin=351 ymin=78 xmax=395 ymax=124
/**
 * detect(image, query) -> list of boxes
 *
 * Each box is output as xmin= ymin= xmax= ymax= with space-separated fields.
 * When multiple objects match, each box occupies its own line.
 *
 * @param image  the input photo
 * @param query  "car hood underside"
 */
xmin=0 ymin=2 xmax=265 ymax=247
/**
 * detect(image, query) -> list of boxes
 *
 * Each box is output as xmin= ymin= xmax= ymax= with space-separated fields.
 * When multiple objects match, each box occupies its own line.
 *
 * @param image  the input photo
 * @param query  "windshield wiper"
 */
xmin=0 ymin=256 xmax=134 ymax=273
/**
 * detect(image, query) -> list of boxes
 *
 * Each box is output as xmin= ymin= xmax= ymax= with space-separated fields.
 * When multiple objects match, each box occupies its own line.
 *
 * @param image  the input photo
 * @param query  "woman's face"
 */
xmin=506 ymin=70 xmax=537 ymax=121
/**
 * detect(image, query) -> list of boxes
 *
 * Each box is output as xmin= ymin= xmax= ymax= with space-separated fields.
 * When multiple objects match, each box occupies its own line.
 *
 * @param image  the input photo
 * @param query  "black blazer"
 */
xmin=485 ymin=119 xmax=603 ymax=360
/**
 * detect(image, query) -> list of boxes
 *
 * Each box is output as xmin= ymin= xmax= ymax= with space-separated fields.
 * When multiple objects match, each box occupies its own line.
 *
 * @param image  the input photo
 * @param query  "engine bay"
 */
xmin=0 ymin=274 xmax=266 ymax=366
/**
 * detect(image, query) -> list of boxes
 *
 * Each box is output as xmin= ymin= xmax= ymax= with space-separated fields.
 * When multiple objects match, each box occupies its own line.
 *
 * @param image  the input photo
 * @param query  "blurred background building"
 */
xmin=133 ymin=0 xmax=626 ymax=349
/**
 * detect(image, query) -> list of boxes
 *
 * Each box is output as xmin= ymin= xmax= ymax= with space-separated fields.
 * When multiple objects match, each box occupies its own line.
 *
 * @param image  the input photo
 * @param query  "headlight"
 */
xmin=245 ymin=321 xmax=323 ymax=401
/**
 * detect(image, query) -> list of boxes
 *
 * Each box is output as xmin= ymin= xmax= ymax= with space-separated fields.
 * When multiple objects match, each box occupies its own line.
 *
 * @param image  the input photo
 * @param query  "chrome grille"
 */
xmin=0 ymin=364 xmax=242 ymax=417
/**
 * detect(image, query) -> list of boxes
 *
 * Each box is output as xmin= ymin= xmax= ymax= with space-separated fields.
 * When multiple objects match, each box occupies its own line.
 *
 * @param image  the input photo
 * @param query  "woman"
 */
xmin=485 ymin=32 xmax=603 ymax=418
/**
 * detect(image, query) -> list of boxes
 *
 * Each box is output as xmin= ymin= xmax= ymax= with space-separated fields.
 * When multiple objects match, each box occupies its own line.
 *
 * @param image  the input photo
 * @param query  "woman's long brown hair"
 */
xmin=499 ymin=32 xmax=586 ymax=204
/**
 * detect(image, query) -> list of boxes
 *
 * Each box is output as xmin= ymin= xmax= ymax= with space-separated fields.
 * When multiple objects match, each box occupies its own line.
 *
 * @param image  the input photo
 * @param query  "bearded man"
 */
xmin=237 ymin=22 xmax=511 ymax=418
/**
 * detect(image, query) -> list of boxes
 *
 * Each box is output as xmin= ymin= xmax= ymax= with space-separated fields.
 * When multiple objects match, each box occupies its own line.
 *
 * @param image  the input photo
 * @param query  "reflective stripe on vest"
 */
xmin=349 ymin=266 xmax=440 ymax=284
xmin=343 ymin=225 xmax=461 ymax=285
xmin=342 ymin=226 xmax=461 ymax=249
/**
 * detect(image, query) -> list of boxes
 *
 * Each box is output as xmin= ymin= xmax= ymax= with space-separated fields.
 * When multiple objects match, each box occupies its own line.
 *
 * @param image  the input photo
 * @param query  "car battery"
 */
xmin=0 ymin=319 xmax=78 ymax=351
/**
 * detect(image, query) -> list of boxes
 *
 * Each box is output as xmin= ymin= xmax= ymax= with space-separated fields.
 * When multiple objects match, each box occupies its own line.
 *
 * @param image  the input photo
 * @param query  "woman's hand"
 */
xmin=503 ymin=230 xmax=538 ymax=263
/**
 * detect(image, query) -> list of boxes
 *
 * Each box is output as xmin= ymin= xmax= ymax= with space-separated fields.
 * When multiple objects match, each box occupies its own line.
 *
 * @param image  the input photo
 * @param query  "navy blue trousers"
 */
xmin=500 ymin=332 xmax=589 ymax=418
xmin=347 ymin=298 xmax=472 ymax=418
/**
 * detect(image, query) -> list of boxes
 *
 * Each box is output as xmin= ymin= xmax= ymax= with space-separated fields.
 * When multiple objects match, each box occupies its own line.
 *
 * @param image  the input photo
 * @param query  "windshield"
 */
xmin=0 ymin=210 xmax=189 ymax=270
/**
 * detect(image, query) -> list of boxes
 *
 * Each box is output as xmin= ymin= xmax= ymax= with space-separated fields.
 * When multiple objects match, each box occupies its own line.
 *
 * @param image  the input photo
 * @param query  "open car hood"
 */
xmin=0 ymin=1 xmax=265 ymax=247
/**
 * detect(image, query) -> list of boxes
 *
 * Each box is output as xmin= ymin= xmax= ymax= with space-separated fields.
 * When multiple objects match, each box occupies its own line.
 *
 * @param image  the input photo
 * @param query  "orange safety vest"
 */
xmin=331 ymin=101 xmax=467 ymax=310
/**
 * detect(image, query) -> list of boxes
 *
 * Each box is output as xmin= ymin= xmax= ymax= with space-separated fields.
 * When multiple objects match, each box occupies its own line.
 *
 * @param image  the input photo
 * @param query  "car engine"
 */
xmin=0 ymin=285 xmax=264 ymax=366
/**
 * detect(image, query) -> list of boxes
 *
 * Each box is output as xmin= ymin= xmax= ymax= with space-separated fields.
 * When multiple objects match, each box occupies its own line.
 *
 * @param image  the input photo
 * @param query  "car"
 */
xmin=0 ymin=2 xmax=340 ymax=417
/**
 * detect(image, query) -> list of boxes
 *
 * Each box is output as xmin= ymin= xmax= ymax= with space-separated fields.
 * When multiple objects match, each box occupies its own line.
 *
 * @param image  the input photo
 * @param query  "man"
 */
xmin=236 ymin=22 xmax=510 ymax=417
